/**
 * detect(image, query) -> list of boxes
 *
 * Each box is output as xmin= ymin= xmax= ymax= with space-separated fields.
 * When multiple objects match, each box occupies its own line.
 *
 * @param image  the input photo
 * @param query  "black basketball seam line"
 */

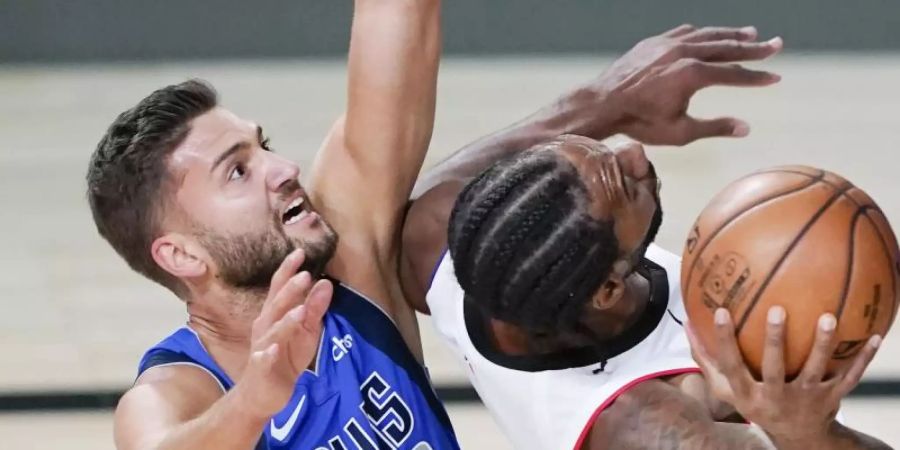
xmin=684 ymin=169 xmax=825 ymax=301
xmin=735 ymin=183 xmax=852 ymax=335
xmin=836 ymin=206 xmax=870 ymax=321
xmin=861 ymin=208 xmax=900 ymax=326
xmin=684 ymin=169 xmax=825 ymax=296
xmin=761 ymin=169 xmax=867 ymax=207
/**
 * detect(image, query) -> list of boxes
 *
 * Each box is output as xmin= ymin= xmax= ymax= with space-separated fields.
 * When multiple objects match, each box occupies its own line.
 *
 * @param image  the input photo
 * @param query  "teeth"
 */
xmin=285 ymin=210 xmax=308 ymax=226
xmin=286 ymin=197 xmax=304 ymax=211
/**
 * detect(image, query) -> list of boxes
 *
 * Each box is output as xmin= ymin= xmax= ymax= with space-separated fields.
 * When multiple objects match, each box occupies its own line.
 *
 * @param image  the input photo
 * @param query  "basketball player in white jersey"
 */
xmin=401 ymin=121 xmax=889 ymax=450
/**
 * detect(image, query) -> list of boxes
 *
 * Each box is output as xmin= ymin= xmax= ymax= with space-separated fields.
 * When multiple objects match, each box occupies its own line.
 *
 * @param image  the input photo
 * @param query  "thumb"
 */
xmin=683 ymin=117 xmax=750 ymax=142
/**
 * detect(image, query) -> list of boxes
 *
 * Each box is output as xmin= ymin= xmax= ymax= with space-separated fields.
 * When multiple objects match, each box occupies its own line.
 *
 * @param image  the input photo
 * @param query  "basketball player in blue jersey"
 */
xmin=89 ymin=1 xmax=453 ymax=449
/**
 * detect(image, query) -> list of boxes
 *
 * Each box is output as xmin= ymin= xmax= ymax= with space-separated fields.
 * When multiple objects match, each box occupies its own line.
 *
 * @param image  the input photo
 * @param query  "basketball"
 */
xmin=681 ymin=165 xmax=900 ymax=377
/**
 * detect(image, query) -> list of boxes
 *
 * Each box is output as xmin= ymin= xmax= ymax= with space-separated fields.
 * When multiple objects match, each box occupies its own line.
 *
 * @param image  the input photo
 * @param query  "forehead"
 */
xmin=550 ymin=136 xmax=617 ymax=219
xmin=555 ymin=135 xmax=611 ymax=166
xmin=168 ymin=107 xmax=257 ymax=170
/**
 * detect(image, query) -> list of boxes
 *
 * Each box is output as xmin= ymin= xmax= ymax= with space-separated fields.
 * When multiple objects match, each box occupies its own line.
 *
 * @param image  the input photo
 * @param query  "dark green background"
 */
xmin=2 ymin=0 xmax=898 ymax=63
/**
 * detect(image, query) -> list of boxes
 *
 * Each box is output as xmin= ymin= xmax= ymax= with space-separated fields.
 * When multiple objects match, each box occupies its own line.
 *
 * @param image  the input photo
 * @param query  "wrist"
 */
xmin=546 ymin=83 xmax=627 ymax=139
xmin=229 ymin=380 xmax=275 ymax=425
xmin=765 ymin=420 xmax=835 ymax=450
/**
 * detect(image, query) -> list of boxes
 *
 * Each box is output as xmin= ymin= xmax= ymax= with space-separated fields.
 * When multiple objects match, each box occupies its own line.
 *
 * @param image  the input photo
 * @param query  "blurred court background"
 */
xmin=2 ymin=1 xmax=899 ymax=448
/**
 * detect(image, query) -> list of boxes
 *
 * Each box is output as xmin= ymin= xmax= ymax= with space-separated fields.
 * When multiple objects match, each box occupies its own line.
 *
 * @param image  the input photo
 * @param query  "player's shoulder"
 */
xmin=115 ymin=364 xmax=225 ymax=448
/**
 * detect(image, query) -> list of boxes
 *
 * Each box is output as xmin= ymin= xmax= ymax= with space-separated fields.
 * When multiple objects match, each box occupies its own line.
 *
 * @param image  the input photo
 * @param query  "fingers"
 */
xmin=300 ymin=279 xmax=333 ymax=332
xmin=834 ymin=335 xmax=881 ymax=398
xmin=680 ymin=117 xmax=750 ymax=143
xmin=259 ymin=249 xmax=306 ymax=327
xmin=682 ymin=26 xmax=758 ymax=43
xmin=662 ymin=24 xmax=696 ymax=38
xmin=712 ymin=308 xmax=754 ymax=396
xmin=268 ymin=249 xmax=305 ymax=298
xmin=797 ymin=314 xmax=838 ymax=384
xmin=284 ymin=281 xmax=334 ymax=373
xmin=686 ymin=322 xmax=715 ymax=368
xmin=686 ymin=320 xmax=737 ymax=404
xmin=685 ymin=37 xmax=783 ymax=63
xmin=682 ymin=61 xmax=781 ymax=89
xmin=258 ymin=271 xmax=313 ymax=331
xmin=761 ymin=306 xmax=787 ymax=385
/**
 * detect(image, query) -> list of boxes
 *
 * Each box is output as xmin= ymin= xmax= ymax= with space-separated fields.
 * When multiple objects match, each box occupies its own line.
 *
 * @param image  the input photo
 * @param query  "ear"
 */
xmin=151 ymin=233 xmax=208 ymax=280
xmin=590 ymin=259 xmax=631 ymax=311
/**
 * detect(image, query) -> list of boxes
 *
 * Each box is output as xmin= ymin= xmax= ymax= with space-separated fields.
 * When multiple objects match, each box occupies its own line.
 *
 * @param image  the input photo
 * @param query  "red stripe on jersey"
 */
xmin=572 ymin=367 xmax=702 ymax=450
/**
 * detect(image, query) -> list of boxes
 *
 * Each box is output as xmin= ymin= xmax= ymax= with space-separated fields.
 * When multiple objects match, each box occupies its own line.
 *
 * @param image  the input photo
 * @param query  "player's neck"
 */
xmin=186 ymin=284 xmax=266 ymax=345
xmin=489 ymin=270 xmax=653 ymax=355
xmin=183 ymin=287 xmax=268 ymax=382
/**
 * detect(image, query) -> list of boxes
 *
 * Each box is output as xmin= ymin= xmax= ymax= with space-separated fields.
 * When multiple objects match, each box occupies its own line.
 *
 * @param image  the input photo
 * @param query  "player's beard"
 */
xmin=196 ymin=220 xmax=338 ymax=291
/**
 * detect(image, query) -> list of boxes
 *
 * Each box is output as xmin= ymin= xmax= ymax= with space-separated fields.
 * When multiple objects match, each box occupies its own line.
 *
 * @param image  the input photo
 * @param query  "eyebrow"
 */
xmin=209 ymin=125 xmax=264 ymax=174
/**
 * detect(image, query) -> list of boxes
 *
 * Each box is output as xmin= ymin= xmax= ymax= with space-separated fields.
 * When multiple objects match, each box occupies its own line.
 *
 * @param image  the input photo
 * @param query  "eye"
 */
xmin=228 ymin=163 xmax=246 ymax=181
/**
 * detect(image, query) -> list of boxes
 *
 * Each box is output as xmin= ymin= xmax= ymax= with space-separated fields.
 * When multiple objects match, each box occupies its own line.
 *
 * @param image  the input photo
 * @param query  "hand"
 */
xmin=687 ymin=307 xmax=881 ymax=447
xmin=237 ymin=249 xmax=333 ymax=419
xmin=578 ymin=24 xmax=782 ymax=145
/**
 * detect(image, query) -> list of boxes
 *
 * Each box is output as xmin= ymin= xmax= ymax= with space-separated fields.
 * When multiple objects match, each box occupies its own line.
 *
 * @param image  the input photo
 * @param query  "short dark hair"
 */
xmin=87 ymin=79 xmax=218 ymax=296
xmin=448 ymin=146 xmax=619 ymax=335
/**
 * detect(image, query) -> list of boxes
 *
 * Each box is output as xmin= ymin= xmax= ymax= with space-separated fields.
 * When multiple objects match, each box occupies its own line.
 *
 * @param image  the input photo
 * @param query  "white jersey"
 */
xmin=426 ymin=244 xmax=699 ymax=450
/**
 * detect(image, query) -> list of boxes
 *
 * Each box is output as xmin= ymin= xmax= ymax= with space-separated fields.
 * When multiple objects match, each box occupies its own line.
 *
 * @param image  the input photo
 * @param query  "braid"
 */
xmin=448 ymin=144 xmax=620 ymax=337
xmin=448 ymin=150 xmax=557 ymax=288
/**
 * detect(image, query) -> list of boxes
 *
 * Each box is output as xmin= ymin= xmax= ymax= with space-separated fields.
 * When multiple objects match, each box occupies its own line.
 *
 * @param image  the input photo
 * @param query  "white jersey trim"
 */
xmin=570 ymin=367 xmax=701 ymax=450
xmin=135 ymin=361 xmax=228 ymax=393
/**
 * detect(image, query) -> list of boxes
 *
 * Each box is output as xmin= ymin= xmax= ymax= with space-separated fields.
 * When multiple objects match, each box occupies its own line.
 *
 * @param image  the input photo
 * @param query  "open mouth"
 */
xmin=282 ymin=197 xmax=309 ymax=225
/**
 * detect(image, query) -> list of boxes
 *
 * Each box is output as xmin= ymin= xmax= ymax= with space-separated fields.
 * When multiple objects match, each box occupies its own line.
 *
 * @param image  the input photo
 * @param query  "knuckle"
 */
xmin=685 ymin=57 xmax=703 ymax=70
xmin=666 ymin=43 xmax=686 ymax=58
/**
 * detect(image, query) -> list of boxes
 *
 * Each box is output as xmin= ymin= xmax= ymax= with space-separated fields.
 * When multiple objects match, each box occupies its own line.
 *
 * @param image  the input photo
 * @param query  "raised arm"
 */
xmin=400 ymin=24 xmax=782 ymax=310
xmin=307 ymin=0 xmax=441 ymax=261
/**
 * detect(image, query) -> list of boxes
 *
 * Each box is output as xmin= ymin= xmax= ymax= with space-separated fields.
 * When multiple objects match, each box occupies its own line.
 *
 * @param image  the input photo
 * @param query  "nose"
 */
xmin=613 ymin=141 xmax=651 ymax=180
xmin=265 ymin=153 xmax=301 ymax=192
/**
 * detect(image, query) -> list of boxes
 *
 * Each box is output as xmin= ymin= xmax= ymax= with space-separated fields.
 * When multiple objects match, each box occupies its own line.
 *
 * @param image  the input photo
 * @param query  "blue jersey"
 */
xmin=137 ymin=281 xmax=459 ymax=450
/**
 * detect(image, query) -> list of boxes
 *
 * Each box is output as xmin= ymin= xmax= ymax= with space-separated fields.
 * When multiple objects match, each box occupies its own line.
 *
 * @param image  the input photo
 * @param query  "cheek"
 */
xmin=183 ymin=187 xmax=273 ymax=233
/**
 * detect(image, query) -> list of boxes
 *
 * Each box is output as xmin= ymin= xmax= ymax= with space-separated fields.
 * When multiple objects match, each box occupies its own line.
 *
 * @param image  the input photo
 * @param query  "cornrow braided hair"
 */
xmin=448 ymin=144 xmax=619 ymax=336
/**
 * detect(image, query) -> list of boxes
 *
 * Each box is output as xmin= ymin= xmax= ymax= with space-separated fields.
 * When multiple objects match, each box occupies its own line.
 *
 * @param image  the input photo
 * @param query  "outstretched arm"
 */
xmin=400 ymin=24 xmax=782 ymax=310
xmin=308 ymin=0 xmax=441 ymax=264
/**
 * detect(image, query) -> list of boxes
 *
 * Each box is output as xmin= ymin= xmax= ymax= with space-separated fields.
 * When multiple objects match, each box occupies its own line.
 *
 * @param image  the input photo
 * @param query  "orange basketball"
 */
xmin=681 ymin=165 xmax=900 ymax=377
